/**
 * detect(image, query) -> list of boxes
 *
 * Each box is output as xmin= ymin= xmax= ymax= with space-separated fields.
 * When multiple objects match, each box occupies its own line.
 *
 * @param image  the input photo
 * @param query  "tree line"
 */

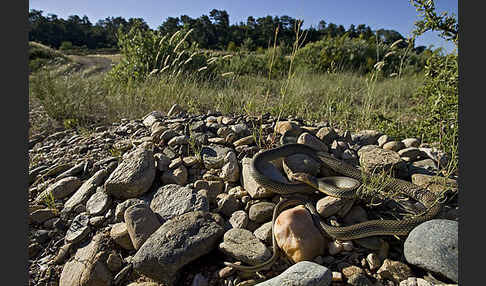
xmin=29 ymin=9 xmax=427 ymax=53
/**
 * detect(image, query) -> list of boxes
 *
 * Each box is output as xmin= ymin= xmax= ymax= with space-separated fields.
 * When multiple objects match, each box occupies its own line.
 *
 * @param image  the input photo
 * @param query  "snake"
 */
xmin=224 ymin=143 xmax=442 ymax=272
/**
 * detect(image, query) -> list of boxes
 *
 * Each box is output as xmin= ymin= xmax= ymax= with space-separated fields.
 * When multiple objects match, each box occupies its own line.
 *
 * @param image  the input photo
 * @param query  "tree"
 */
xmin=410 ymin=0 xmax=458 ymax=46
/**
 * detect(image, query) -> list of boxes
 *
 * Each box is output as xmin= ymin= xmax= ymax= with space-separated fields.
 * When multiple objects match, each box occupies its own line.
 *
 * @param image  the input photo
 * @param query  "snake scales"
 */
xmin=224 ymin=143 xmax=442 ymax=272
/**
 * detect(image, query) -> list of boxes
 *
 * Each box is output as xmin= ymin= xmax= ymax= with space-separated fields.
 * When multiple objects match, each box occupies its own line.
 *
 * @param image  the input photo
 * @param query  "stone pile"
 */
xmin=28 ymin=106 xmax=459 ymax=286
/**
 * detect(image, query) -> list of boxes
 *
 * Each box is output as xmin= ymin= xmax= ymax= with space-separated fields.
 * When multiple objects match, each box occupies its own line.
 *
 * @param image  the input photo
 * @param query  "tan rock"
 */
xmin=382 ymin=141 xmax=406 ymax=152
xmin=59 ymin=232 xmax=112 ymax=286
xmin=274 ymin=205 xmax=326 ymax=263
xmin=274 ymin=121 xmax=303 ymax=136
xmin=110 ymin=222 xmax=134 ymax=250
xmin=377 ymin=259 xmax=413 ymax=283
xmin=411 ymin=173 xmax=458 ymax=196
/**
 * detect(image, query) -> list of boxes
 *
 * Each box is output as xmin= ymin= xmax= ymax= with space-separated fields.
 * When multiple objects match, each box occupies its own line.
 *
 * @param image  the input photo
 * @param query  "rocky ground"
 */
xmin=28 ymin=105 xmax=459 ymax=286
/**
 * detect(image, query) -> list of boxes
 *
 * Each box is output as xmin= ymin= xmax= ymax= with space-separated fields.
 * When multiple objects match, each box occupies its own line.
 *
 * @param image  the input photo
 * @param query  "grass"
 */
xmin=29 ymin=67 xmax=424 ymax=138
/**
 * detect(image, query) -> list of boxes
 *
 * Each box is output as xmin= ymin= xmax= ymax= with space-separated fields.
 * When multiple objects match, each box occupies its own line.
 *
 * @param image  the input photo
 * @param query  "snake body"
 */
xmin=225 ymin=143 xmax=442 ymax=271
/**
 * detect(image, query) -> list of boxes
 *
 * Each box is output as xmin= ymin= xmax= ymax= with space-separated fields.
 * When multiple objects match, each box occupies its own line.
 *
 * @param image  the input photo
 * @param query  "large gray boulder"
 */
xmin=404 ymin=219 xmax=458 ymax=283
xmin=104 ymin=146 xmax=156 ymax=199
xmin=132 ymin=211 xmax=225 ymax=285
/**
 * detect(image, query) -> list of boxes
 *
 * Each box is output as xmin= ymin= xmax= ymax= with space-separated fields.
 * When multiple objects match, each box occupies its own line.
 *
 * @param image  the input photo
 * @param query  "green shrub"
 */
xmin=227 ymin=41 xmax=237 ymax=52
xmin=59 ymin=41 xmax=73 ymax=50
xmin=294 ymin=35 xmax=427 ymax=76
xmin=107 ymin=24 xmax=213 ymax=83
xmin=415 ymin=52 xmax=458 ymax=155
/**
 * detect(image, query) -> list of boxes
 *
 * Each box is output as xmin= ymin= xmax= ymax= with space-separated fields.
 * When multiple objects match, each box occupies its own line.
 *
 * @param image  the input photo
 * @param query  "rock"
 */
xmin=249 ymin=202 xmax=275 ymax=223
xmin=110 ymin=222 xmax=134 ymax=250
xmin=398 ymin=147 xmax=426 ymax=160
xmin=106 ymin=251 xmax=124 ymax=273
xmin=341 ymin=265 xmax=364 ymax=278
xmin=30 ymin=208 xmax=58 ymax=224
xmin=124 ymin=203 xmax=161 ymax=250
xmin=206 ymin=180 xmax=225 ymax=204
xmin=28 ymin=242 xmax=42 ymax=258
xmin=255 ymin=261 xmax=332 ymax=286
xmin=382 ymin=141 xmax=406 ymax=152
xmin=62 ymin=169 xmax=108 ymax=213
xmin=56 ymin=162 xmax=86 ymax=180
xmin=419 ymin=147 xmax=450 ymax=169
xmin=59 ymin=232 xmax=113 ymax=286
xmin=217 ymin=194 xmax=242 ymax=217
xmin=115 ymin=199 xmax=144 ymax=222
xmin=351 ymin=130 xmax=383 ymax=146
xmin=402 ymin=138 xmax=420 ymax=148
xmin=150 ymin=184 xmax=208 ymax=223
xmin=233 ymin=135 xmax=254 ymax=147
xmin=316 ymin=196 xmax=354 ymax=218
xmin=316 ymin=127 xmax=338 ymax=145
xmin=399 ymin=277 xmax=434 ymax=286
xmin=297 ymin=132 xmax=329 ymax=152
xmin=65 ymin=212 xmax=90 ymax=244
xmin=36 ymin=176 xmax=82 ymax=203
xmin=168 ymin=135 xmax=189 ymax=147
xmin=85 ymin=188 xmax=111 ymax=216
xmin=330 ymin=140 xmax=347 ymax=158
xmin=167 ymin=103 xmax=185 ymax=117
xmin=410 ymin=174 xmax=457 ymax=196
xmin=283 ymin=153 xmax=321 ymax=177
xmin=358 ymin=145 xmax=406 ymax=175
xmin=160 ymin=129 xmax=179 ymax=143
xmin=142 ymin=111 xmax=164 ymax=128
xmin=377 ymin=135 xmax=391 ymax=147
xmin=274 ymin=121 xmax=303 ymax=137
xmin=230 ymin=123 xmax=250 ymax=136
xmin=377 ymin=259 xmax=413 ymax=284
xmin=254 ymin=221 xmax=273 ymax=244
xmin=219 ymin=228 xmax=272 ymax=265
xmin=201 ymin=144 xmax=233 ymax=169
xmin=220 ymin=151 xmax=240 ymax=182
xmin=89 ymin=216 xmax=105 ymax=227
xmin=154 ymin=153 xmax=171 ymax=171
xmin=404 ymin=219 xmax=458 ymax=283
xmin=104 ymin=146 xmax=156 ymax=200
xmin=408 ymin=159 xmax=438 ymax=175
xmin=346 ymin=273 xmax=373 ymax=286
xmin=241 ymin=158 xmax=273 ymax=199
xmin=342 ymin=206 xmax=368 ymax=225
xmin=161 ymin=164 xmax=188 ymax=185
xmin=229 ymin=210 xmax=249 ymax=229
xmin=132 ymin=211 xmax=225 ymax=286
xmin=328 ymin=241 xmax=343 ymax=255
xmin=366 ymin=253 xmax=382 ymax=271
xmin=274 ymin=205 xmax=326 ymax=263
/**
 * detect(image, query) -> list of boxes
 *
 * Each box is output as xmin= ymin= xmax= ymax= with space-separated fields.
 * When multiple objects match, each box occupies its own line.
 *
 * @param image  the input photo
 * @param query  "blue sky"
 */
xmin=29 ymin=0 xmax=458 ymax=53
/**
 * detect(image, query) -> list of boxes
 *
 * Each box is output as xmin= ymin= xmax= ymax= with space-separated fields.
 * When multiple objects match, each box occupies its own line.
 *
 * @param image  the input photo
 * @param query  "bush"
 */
xmin=415 ymin=52 xmax=458 ymax=156
xmin=227 ymin=41 xmax=237 ymax=52
xmin=59 ymin=41 xmax=73 ymax=50
xmin=107 ymin=24 xmax=213 ymax=83
xmin=214 ymin=46 xmax=290 ymax=78
xmin=294 ymin=35 xmax=427 ymax=76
